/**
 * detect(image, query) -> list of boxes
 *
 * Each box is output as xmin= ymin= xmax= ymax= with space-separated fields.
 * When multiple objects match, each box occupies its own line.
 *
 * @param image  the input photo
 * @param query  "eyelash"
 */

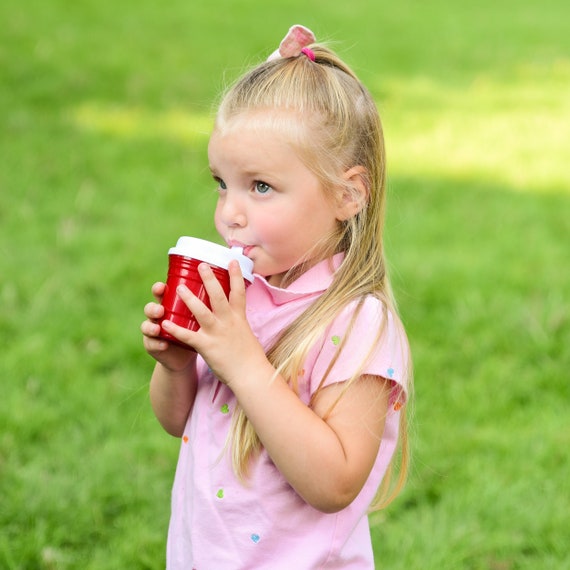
xmin=213 ymin=177 xmax=227 ymax=191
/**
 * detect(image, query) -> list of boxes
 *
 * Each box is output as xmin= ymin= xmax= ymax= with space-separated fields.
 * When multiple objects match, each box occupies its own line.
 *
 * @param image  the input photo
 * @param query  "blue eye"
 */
xmin=214 ymin=177 xmax=227 ymax=190
xmin=255 ymin=181 xmax=272 ymax=194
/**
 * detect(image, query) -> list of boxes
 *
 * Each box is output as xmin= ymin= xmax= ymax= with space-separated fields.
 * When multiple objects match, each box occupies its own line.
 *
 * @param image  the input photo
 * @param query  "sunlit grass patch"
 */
xmin=69 ymin=102 xmax=213 ymax=143
xmin=381 ymin=60 xmax=570 ymax=193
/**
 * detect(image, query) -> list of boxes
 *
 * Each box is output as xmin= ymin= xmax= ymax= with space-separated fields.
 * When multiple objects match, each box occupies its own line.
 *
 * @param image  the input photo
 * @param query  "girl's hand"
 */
xmin=160 ymin=261 xmax=267 ymax=385
xmin=141 ymin=281 xmax=197 ymax=373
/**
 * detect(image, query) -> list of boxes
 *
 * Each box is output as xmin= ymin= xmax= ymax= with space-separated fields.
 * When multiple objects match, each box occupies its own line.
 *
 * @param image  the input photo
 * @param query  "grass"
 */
xmin=1 ymin=0 xmax=569 ymax=568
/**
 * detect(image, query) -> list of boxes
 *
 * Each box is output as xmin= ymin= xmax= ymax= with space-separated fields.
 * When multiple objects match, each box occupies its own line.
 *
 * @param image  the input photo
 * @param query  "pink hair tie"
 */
xmin=300 ymin=47 xmax=316 ymax=61
xmin=267 ymin=24 xmax=317 ymax=62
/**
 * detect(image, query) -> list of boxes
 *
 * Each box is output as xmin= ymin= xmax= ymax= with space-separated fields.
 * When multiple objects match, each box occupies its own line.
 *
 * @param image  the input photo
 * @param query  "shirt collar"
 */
xmin=251 ymin=253 xmax=344 ymax=305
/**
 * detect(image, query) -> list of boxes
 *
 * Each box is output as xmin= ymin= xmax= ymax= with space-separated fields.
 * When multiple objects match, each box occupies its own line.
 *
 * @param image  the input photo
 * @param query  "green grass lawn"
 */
xmin=1 ymin=0 xmax=569 ymax=568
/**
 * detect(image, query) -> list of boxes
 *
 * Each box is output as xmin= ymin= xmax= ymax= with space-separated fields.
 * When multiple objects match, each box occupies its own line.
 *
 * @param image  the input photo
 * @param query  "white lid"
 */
xmin=169 ymin=236 xmax=254 ymax=283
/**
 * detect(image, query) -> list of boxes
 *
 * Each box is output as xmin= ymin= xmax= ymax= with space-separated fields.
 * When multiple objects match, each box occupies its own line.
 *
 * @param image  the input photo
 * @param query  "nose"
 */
xmin=217 ymin=190 xmax=247 ymax=228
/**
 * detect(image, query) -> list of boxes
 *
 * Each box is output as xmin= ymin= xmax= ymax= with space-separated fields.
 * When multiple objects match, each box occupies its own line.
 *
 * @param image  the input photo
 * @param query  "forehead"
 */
xmin=208 ymin=119 xmax=306 ymax=176
xmin=209 ymin=108 xmax=338 ymax=186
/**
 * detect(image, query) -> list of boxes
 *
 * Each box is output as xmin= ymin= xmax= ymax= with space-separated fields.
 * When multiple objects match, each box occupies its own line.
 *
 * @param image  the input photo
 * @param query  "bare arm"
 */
xmin=142 ymin=281 xmax=200 ymax=437
xmin=231 ymin=365 xmax=390 ymax=513
xmin=149 ymin=360 xmax=198 ymax=437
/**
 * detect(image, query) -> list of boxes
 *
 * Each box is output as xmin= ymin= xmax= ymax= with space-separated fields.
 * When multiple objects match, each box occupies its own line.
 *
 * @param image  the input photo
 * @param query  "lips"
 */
xmin=227 ymin=240 xmax=254 ymax=257
xmin=242 ymin=246 xmax=254 ymax=257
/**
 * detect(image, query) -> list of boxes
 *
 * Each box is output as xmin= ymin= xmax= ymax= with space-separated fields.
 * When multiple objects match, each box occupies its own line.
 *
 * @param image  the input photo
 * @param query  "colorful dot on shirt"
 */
xmin=331 ymin=335 xmax=341 ymax=346
xmin=183 ymin=435 xmax=189 ymax=443
xmin=387 ymin=367 xmax=395 ymax=378
xmin=220 ymin=403 xmax=229 ymax=414
xmin=216 ymin=489 xmax=224 ymax=499
xmin=251 ymin=534 xmax=261 ymax=544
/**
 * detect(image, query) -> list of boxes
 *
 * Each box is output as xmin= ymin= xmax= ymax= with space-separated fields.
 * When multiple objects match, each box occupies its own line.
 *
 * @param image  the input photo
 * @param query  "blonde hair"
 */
xmin=214 ymin=44 xmax=412 ymax=510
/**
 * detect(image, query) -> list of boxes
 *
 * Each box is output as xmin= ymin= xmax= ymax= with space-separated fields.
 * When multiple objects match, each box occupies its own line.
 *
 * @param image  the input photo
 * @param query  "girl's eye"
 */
xmin=254 ymin=181 xmax=272 ymax=194
xmin=214 ymin=177 xmax=227 ymax=190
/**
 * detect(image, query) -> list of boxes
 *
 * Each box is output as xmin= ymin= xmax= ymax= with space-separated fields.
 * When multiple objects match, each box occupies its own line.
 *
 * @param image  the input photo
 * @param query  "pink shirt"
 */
xmin=167 ymin=256 xmax=410 ymax=569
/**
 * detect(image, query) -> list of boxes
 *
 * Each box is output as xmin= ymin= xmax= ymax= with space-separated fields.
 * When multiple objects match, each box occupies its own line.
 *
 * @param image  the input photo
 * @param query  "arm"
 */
xmin=142 ymin=282 xmax=200 ymax=437
xmin=149 ymin=360 xmax=198 ymax=437
xmin=161 ymin=262 xmax=390 ymax=512
xmin=232 ymin=367 xmax=390 ymax=513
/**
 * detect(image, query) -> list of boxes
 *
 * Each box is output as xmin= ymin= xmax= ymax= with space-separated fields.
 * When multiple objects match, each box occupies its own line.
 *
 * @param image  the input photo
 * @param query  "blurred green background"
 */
xmin=1 ymin=0 xmax=569 ymax=568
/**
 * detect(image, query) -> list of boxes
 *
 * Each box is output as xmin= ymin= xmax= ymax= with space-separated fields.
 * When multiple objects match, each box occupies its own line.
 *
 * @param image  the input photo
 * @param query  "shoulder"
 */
xmin=328 ymin=295 xmax=407 ymax=350
xmin=310 ymin=295 xmax=410 ymax=399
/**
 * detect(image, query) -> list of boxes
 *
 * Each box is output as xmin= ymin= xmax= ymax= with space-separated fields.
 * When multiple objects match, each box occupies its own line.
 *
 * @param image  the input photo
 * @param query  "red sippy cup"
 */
xmin=158 ymin=237 xmax=254 ymax=349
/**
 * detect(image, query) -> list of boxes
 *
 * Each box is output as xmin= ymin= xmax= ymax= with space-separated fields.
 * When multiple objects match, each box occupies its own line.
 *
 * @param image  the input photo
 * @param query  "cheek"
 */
xmin=251 ymin=215 xmax=282 ymax=243
xmin=213 ymin=206 xmax=224 ymax=235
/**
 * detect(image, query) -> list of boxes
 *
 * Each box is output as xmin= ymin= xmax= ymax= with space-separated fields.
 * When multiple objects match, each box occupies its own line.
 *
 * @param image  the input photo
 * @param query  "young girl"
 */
xmin=142 ymin=25 xmax=411 ymax=569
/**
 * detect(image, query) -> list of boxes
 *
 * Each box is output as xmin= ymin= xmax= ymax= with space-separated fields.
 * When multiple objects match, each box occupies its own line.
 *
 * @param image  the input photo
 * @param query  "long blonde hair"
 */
xmin=214 ymin=44 xmax=412 ymax=510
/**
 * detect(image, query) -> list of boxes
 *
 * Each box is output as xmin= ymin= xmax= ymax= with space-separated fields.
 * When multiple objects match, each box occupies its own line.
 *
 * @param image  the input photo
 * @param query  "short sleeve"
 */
xmin=309 ymin=296 xmax=410 ymax=408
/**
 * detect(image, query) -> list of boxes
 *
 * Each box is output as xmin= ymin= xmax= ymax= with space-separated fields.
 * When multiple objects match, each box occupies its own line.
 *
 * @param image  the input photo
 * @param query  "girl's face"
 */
xmin=209 ymin=112 xmax=343 ymax=286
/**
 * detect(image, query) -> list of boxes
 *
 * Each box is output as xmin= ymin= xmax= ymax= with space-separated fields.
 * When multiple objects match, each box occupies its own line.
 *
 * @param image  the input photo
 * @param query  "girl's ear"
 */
xmin=335 ymin=166 xmax=369 ymax=221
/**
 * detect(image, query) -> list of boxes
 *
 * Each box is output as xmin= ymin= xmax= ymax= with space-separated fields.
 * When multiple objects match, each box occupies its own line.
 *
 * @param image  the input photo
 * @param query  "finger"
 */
xmin=176 ymin=284 xmax=216 ymax=328
xmin=197 ymin=263 xmax=229 ymax=311
xmin=141 ymin=320 xmax=162 ymax=338
xmin=161 ymin=318 xmax=199 ymax=349
xmin=151 ymin=281 xmax=166 ymax=302
xmin=144 ymin=301 xmax=165 ymax=321
xmin=143 ymin=334 xmax=170 ymax=354
xmin=142 ymin=320 xmax=170 ymax=353
xmin=227 ymin=260 xmax=246 ymax=306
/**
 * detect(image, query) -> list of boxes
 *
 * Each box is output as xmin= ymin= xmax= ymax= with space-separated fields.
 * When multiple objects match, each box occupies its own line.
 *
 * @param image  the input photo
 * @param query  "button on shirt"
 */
xmin=167 ymin=255 xmax=410 ymax=569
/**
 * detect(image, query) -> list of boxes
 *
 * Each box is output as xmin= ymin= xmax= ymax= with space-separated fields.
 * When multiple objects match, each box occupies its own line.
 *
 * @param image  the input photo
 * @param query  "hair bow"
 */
xmin=267 ymin=25 xmax=316 ymax=61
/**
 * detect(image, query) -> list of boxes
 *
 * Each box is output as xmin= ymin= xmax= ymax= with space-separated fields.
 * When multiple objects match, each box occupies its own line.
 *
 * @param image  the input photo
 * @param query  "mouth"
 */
xmin=227 ymin=240 xmax=254 ymax=257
